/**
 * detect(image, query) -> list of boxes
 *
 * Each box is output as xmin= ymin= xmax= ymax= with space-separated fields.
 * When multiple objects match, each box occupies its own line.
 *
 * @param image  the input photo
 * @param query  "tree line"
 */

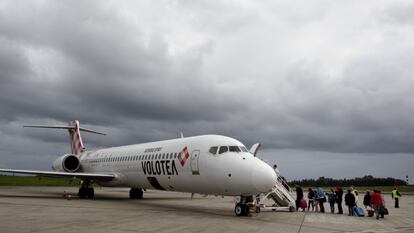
xmin=288 ymin=175 xmax=407 ymax=187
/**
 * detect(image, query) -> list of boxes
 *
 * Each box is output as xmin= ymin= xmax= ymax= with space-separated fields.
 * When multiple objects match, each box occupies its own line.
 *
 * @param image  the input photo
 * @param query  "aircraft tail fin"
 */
xmin=24 ymin=120 xmax=105 ymax=155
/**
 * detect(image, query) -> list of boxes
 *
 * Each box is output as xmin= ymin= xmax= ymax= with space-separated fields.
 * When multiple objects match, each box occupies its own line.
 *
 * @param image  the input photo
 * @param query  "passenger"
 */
xmin=363 ymin=191 xmax=371 ymax=209
xmin=273 ymin=164 xmax=280 ymax=177
xmin=335 ymin=185 xmax=343 ymax=214
xmin=316 ymin=187 xmax=326 ymax=213
xmin=326 ymin=188 xmax=336 ymax=213
xmin=370 ymin=190 xmax=383 ymax=220
xmin=391 ymin=187 xmax=401 ymax=208
xmin=295 ymin=185 xmax=304 ymax=211
xmin=280 ymin=176 xmax=290 ymax=191
xmin=351 ymin=186 xmax=359 ymax=206
xmin=307 ymin=188 xmax=315 ymax=211
xmin=380 ymin=191 xmax=386 ymax=219
xmin=345 ymin=189 xmax=356 ymax=216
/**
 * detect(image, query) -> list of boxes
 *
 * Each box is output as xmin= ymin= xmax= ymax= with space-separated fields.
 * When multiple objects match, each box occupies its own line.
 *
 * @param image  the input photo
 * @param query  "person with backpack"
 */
xmin=345 ymin=189 xmax=356 ymax=216
xmin=351 ymin=186 xmax=359 ymax=206
xmin=316 ymin=186 xmax=326 ymax=213
xmin=392 ymin=187 xmax=402 ymax=208
xmin=335 ymin=185 xmax=343 ymax=214
xmin=326 ymin=188 xmax=336 ymax=213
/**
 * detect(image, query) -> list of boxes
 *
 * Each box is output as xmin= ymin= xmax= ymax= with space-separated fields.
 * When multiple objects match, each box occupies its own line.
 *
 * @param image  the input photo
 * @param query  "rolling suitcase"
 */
xmin=300 ymin=198 xmax=307 ymax=209
xmin=354 ymin=207 xmax=365 ymax=217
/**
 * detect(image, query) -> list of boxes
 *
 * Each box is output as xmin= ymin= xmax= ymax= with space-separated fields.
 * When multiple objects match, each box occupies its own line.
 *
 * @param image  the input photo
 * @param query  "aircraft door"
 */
xmin=190 ymin=150 xmax=200 ymax=175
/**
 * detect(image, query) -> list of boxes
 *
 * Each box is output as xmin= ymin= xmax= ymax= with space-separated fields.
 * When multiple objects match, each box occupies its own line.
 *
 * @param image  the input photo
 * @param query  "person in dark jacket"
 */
xmin=345 ymin=189 xmax=356 ymax=216
xmin=296 ymin=185 xmax=304 ymax=211
xmin=335 ymin=185 xmax=343 ymax=214
xmin=307 ymin=188 xmax=315 ymax=211
xmin=363 ymin=191 xmax=371 ymax=209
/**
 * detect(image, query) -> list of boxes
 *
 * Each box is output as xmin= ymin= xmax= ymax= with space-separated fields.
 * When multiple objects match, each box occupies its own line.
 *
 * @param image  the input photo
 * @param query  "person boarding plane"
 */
xmin=0 ymin=120 xmax=276 ymax=216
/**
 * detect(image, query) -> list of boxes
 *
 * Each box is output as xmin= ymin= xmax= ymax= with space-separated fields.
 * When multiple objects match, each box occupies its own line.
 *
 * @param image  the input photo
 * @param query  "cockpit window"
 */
xmin=218 ymin=146 xmax=228 ymax=154
xmin=209 ymin=146 xmax=218 ymax=154
xmin=229 ymin=146 xmax=241 ymax=152
xmin=240 ymin=146 xmax=248 ymax=152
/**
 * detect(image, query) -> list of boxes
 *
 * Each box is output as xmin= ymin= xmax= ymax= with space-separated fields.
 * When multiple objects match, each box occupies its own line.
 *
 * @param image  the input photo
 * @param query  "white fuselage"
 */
xmin=79 ymin=135 xmax=276 ymax=196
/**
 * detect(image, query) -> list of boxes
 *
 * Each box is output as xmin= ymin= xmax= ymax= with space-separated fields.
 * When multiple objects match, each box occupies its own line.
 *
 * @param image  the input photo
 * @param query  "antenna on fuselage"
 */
xmin=180 ymin=132 xmax=184 ymax=138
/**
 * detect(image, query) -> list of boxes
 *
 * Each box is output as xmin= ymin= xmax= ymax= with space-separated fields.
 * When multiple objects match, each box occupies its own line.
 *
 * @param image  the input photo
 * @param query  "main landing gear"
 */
xmin=129 ymin=188 xmax=143 ymax=199
xmin=78 ymin=180 xmax=94 ymax=199
xmin=234 ymin=195 xmax=260 ymax=216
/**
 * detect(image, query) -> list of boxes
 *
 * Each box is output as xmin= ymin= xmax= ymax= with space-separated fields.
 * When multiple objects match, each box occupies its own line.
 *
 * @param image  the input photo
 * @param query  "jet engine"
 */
xmin=52 ymin=154 xmax=81 ymax=172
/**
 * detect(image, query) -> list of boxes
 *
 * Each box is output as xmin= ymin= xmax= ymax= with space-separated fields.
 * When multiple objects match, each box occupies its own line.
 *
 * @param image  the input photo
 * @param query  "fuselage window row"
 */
xmin=87 ymin=151 xmax=180 ymax=164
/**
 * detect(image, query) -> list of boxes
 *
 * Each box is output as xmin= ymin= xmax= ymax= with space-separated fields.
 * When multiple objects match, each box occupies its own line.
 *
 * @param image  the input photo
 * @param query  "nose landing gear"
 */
xmin=234 ymin=195 xmax=260 ymax=216
xmin=234 ymin=203 xmax=249 ymax=216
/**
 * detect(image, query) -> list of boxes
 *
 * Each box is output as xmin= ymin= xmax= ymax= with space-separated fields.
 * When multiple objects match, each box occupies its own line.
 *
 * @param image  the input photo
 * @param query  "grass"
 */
xmin=343 ymin=186 xmax=414 ymax=193
xmin=301 ymin=186 xmax=414 ymax=193
xmin=0 ymin=175 xmax=81 ymax=186
xmin=1 ymin=175 xmax=414 ymax=194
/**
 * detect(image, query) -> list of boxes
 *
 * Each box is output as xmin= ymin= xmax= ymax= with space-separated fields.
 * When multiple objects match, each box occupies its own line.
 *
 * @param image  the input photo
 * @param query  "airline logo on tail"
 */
xmin=178 ymin=146 xmax=190 ymax=167
xmin=69 ymin=120 xmax=84 ymax=155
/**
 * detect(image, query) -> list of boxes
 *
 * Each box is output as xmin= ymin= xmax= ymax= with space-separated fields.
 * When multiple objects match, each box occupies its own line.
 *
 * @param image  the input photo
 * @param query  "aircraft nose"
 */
xmin=252 ymin=159 xmax=276 ymax=193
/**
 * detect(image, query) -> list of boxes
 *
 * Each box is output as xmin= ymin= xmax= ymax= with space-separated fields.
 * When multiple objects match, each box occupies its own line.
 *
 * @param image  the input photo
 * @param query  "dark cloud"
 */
xmin=0 ymin=1 xmax=413 ymax=180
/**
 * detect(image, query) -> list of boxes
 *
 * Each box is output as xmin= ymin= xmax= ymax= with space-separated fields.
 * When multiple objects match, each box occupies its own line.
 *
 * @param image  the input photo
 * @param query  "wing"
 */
xmin=0 ymin=169 xmax=115 ymax=181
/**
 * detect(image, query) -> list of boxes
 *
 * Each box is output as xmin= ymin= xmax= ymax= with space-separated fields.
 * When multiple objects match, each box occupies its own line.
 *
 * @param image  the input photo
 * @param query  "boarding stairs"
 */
xmin=260 ymin=177 xmax=296 ymax=212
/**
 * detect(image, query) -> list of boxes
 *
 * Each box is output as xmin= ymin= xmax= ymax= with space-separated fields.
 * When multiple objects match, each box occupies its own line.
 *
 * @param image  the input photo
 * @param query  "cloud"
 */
xmin=0 ymin=1 xmax=413 ymax=179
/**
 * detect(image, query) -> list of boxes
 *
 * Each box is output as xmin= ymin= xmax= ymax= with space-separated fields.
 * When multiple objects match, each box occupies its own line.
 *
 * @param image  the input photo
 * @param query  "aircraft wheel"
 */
xmin=78 ymin=187 xmax=87 ymax=199
xmin=234 ymin=203 xmax=245 ymax=216
xmin=244 ymin=204 xmax=250 ymax=214
xmin=130 ymin=188 xmax=143 ymax=199
xmin=289 ymin=206 xmax=295 ymax=212
xmin=129 ymin=188 xmax=136 ymax=199
xmin=136 ymin=188 xmax=143 ymax=199
xmin=87 ymin=187 xmax=94 ymax=199
xmin=255 ymin=207 xmax=261 ymax=213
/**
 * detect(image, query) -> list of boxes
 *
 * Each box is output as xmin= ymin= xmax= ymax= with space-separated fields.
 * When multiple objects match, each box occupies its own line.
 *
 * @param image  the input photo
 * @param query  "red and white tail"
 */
xmin=68 ymin=120 xmax=84 ymax=155
xmin=24 ymin=120 xmax=106 ymax=156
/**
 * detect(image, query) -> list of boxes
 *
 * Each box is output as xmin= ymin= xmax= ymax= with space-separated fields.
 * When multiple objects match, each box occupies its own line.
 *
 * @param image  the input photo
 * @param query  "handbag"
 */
xmin=380 ymin=206 xmax=389 ymax=215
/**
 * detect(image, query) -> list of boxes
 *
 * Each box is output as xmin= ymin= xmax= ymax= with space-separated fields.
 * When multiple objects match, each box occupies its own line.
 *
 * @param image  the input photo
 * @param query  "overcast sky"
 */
xmin=1 ymin=0 xmax=413 ymax=181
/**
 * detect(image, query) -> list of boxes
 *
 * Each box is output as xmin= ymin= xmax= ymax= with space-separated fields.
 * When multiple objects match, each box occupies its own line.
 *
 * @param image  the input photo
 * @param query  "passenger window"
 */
xmin=229 ymin=146 xmax=241 ymax=152
xmin=219 ymin=146 xmax=228 ymax=154
xmin=209 ymin=146 xmax=218 ymax=154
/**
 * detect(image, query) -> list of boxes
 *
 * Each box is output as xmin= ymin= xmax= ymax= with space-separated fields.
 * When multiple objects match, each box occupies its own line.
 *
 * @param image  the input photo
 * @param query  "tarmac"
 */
xmin=0 ymin=186 xmax=413 ymax=233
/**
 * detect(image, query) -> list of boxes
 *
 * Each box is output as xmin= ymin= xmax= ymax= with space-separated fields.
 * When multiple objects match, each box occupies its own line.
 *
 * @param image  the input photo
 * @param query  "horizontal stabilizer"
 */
xmin=24 ymin=124 xmax=106 ymax=135
xmin=0 ymin=168 xmax=115 ymax=181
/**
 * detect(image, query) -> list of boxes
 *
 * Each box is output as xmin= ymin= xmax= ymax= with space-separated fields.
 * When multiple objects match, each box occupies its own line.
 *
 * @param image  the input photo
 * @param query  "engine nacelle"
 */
xmin=52 ymin=154 xmax=81 ymax=173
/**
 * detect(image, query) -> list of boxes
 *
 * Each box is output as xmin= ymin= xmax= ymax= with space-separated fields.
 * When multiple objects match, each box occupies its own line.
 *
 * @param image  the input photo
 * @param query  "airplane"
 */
xmin=0 ymin=120 xmax=277 ymax=216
